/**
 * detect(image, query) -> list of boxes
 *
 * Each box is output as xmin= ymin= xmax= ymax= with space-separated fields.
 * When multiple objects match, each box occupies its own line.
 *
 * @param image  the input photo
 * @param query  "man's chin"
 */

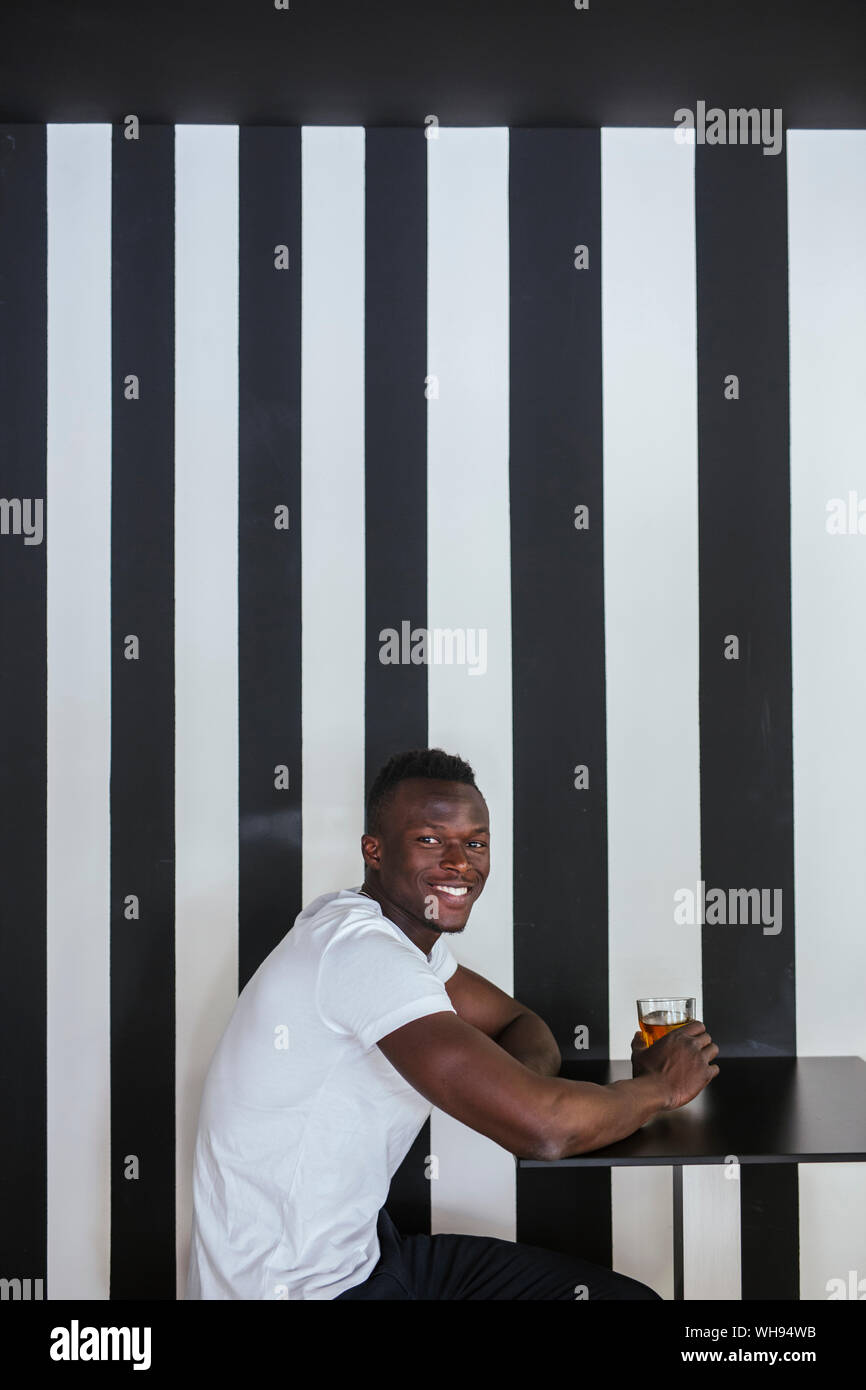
xmin=427 ymin=915 xmax=468 ymax=934
xmin=417 ymin=909 xmax=469 ymax=933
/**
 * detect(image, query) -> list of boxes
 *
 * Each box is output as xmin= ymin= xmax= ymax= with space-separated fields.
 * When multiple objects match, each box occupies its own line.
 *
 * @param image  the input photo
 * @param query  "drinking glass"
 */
xmin=636 ymin=997 xmax=695 ymax=1048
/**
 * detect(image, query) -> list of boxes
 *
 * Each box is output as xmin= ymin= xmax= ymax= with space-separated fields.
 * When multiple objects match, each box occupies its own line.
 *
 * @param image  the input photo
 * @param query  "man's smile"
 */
xmin=426 ymin=880 xmax=474 ymax=902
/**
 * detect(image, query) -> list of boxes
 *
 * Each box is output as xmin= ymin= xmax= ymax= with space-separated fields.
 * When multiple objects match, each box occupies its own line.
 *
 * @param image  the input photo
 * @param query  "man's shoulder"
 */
xmin=237 ymin=889 xmax=378 ymax=988
xmin=255 ymin=888 xmax=439 ymax=984
xmin=299 ymin=886 xmax=382 ymax=933
xmin=299 ymin=890 xmax=442 ymax=973
xmin=286 ymin=887 xmax=400 ymax=955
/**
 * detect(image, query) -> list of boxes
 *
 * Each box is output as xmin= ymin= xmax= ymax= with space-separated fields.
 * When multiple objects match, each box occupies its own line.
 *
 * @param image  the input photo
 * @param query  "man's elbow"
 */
xmin=519 ymin=1096 xmax=570 ymax=1162
xmin=519 ymin=1117 xmax=572 ymax=1162
xmin=539 ymin=1039 xmax=563 ymax=1076
xmin=525 ymin=1088 xmax=611 ymax=1162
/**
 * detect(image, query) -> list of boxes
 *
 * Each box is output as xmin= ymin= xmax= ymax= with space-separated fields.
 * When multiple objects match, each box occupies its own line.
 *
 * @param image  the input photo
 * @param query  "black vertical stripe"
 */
xmin=519 ymin=1166 xmax=612 ymax=1270
xmin=110 ymin=122 xmax=176 ymax=1298
xmin=696 ymin=140 xmax=798 ymax=1295
xmin=741 ymin=1163 xmax=799 ymax=1300
xmin=238 ymin=128 xmax=303 ymax=991
xmin=0 ymin=124 xmax=47 ymax=1294
xmin=364 ymin=127 xmax=430 ymax=1235
xmin=510 ymin=129 xmax=611 ymax=1260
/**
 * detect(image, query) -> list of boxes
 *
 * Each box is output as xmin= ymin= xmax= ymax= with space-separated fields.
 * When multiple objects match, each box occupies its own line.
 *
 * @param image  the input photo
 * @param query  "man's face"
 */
xmin=361 ymin=778 xmax=490 ymax=934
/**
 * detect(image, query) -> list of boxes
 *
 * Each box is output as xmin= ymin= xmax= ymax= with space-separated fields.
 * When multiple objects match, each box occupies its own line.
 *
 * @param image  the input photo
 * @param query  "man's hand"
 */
xmin=630 ymin=1030 xmax=648 ymax=1073
xmin=630 ymin=1020 xmax=720 ymax=1110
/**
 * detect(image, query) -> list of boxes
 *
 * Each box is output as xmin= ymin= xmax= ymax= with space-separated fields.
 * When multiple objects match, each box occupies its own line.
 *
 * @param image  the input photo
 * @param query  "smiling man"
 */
xmin=186 ymin=746 xmax=718 ymax=1301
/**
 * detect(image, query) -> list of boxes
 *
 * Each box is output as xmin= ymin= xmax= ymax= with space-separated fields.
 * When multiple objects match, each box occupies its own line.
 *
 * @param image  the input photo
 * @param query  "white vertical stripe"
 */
xmin=46 ymin=124 xmax=112 ymax=1300
xmin=612 ymin=1166 xmax=674 ymax=1300
xmin=788 ymin=129 xmax=866 ymax=1291
xmin=300 ymin=127 xmax=366 ymax=903
xmin=426 ymin=128 xmax=514 ymax=1240
xmin=601 ymin=129 xmax=706 ymax=1290
xmin=174 ymin=125 xmax=239 ymax=1297
xmin=798 ymin=1163 xmax=866 ymax=1300
xmin=683 ymin=1165 xmax=741 ymax=1299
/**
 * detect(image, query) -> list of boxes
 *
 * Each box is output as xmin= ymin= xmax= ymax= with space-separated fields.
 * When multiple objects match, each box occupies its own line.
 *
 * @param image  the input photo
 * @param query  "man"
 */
xmin=186 ymin=747 xmax=719 ymax=1300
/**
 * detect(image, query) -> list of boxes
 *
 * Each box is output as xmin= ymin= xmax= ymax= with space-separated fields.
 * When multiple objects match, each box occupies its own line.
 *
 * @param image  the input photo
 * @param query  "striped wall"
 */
xmin=0 ymin=121 xmax=864 ymax=1301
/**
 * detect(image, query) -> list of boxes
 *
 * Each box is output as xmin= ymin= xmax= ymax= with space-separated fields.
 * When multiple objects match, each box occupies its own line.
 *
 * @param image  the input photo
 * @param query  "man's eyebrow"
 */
xmin=410 ymin=821 xmax=490 ymax=835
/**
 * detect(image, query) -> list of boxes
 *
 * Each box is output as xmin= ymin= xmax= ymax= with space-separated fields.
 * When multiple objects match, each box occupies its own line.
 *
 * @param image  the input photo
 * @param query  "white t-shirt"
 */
xmin=185 ymin=886 xmax=459 ymax=1300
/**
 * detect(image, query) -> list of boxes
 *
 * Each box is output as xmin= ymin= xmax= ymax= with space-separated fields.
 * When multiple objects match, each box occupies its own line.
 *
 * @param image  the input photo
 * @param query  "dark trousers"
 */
xmin=334 ymin=1206 xmax=662 ymax=1301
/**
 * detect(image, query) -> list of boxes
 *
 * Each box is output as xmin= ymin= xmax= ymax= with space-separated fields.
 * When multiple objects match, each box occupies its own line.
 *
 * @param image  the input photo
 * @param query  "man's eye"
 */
xmin=417 ymin=836 xmax=487 ymax=848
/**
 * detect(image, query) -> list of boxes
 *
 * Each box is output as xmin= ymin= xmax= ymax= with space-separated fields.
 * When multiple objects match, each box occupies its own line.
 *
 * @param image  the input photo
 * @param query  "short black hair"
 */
xmin=365 ymin=747 xmax=480 ymax=836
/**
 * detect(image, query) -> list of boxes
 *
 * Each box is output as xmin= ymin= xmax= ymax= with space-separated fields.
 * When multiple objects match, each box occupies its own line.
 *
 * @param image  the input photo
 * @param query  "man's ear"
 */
xmin=360 ymin=832 xmax=382 ymax=871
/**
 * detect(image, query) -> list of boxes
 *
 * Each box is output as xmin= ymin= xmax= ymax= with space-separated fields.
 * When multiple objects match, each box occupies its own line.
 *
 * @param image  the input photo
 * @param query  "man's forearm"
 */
xmin=494 ymin=1010 xmax=561 ymax=1077
xmin=545 ymin=1073 xmax=672 ymax=1158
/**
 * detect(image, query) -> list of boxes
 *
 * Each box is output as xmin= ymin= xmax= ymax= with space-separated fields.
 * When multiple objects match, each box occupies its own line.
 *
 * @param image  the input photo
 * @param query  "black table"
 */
xmin=517 ymin=1056 xmax=866 ymax=1299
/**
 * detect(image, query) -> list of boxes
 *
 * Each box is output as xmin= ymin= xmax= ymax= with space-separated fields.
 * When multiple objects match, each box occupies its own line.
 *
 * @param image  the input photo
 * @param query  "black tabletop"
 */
xmin=517 ymin=1056 xmax=866 ymax=1166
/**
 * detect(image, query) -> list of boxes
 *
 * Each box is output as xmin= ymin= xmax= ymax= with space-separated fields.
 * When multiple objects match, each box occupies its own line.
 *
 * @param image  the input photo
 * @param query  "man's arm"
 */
xmin=376 ymin=1011 xmax=718 ymax=1161
xmin=444 ymin=963 xmax=561 ymax=1077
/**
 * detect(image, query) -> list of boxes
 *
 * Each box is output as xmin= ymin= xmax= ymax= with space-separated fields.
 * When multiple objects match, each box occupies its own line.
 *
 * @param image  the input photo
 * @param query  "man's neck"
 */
xmin=358 ymin=880 xmax=442 ymax=959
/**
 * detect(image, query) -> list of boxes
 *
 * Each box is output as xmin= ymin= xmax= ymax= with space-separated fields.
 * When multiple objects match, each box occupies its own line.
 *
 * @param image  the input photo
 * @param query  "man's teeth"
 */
xmin=436 ymin=885 xmax=468 ymax=895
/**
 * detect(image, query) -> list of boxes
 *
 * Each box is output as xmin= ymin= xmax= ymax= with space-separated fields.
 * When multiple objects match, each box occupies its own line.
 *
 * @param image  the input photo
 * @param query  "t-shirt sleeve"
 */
xmin=316 ymin=921 xmax=457 ymax=1051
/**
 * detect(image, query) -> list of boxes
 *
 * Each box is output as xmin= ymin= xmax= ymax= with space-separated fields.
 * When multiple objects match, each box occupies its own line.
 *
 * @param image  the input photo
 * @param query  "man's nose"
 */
xmin=439 ymin=840 xmax=470 ymax=870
